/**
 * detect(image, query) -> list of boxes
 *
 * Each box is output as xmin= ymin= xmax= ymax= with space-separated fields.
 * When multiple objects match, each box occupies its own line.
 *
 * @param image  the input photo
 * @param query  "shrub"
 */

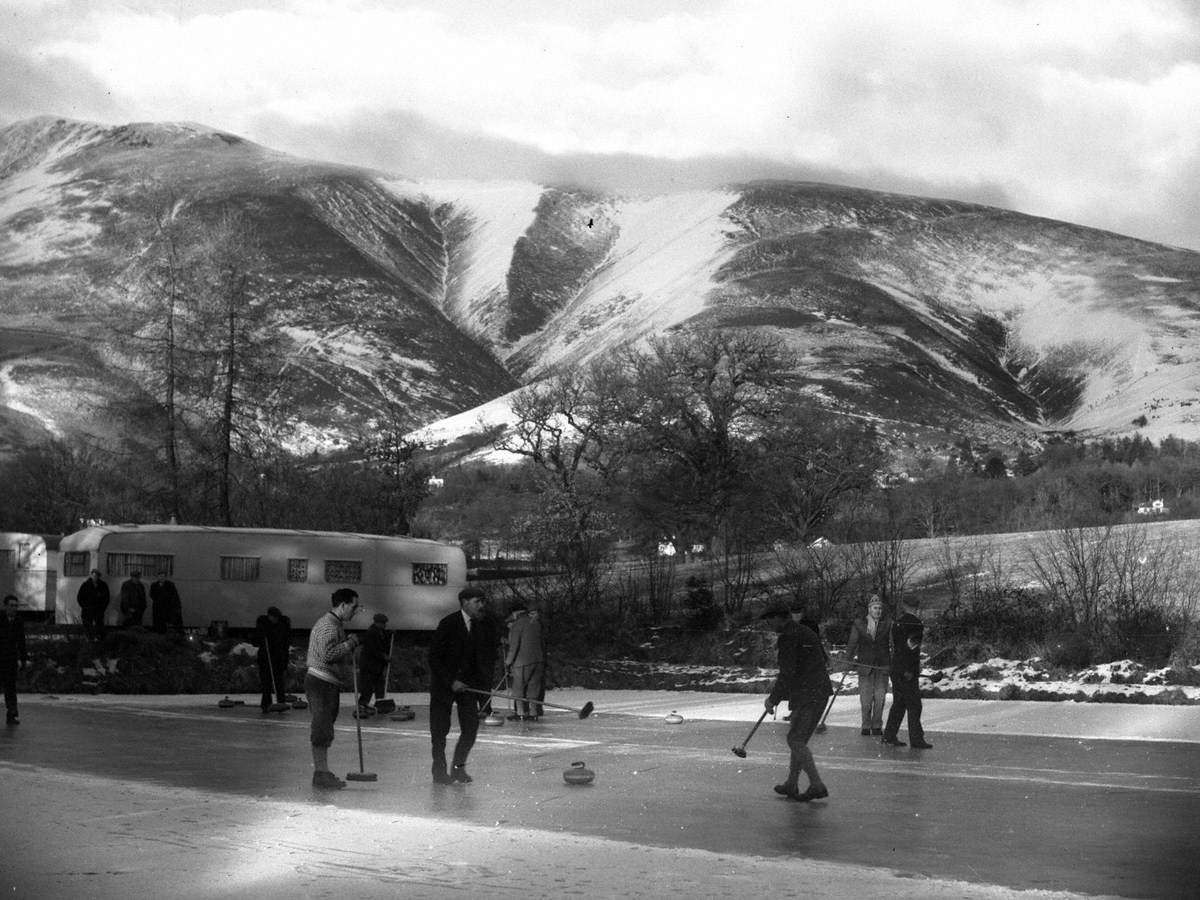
xmin=998 ymin=683 xmax=1022 ymax=700
xmin=1104 ymin=606 xmax=1176 ymax=665
xmin=683 ymin=577 xmax=722 ymax=632
xmin=935 ymin=586 xmax=1069 ymax=658
xmin=1046 ymin=632 xmax=1093 ymax=669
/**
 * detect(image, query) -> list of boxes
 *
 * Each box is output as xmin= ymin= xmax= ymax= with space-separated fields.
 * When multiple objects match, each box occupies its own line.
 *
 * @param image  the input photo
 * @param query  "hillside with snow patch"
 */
xmin=3 ymin=117 xmax=1200 ymax=460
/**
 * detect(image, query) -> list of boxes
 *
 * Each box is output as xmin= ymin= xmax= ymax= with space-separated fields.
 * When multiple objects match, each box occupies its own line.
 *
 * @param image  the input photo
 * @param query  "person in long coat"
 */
xmin=76 ymin=569 xmax=110 ymax=641
xmin=253 ymin=606 xmax=292 ymax=712
xmin=357 ymin=613 xmax=391 ymax=711
xmin=845 ymin=594 xmax=891 ymax=735
xmin=504 ymin=605 xmax=545 ymax=720
xmin=118 ymin=572 xmax=147 ymax=628
xmin=1 ymin=594 xmax=28 ymax=724
xmin=150 ymin=572 xmax=183 ymax=634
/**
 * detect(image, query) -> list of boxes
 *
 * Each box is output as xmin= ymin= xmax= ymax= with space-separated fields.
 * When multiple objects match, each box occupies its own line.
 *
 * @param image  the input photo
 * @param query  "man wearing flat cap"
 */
xmin=882 ymin=595 xmax=932 ymax=749
xmin=761 ymin=603 xmax=831 ymax=802
xmin=357 ymin=612 xmax=391 ymax=715
xmin=428 ymin=586 xmax=498 ymax=785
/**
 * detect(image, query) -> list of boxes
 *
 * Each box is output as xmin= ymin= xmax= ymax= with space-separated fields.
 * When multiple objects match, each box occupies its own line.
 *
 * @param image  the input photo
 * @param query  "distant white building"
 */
xmin=427 ymin=475 xmax=445 ymax=490
xmin=1136 ymin=499 xmax=1167 ymax=515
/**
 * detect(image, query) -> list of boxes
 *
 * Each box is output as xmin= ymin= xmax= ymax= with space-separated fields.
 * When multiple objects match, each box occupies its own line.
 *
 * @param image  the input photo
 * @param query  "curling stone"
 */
xmin=665 ymin=710 xmax=684 ymax=724
xmin=483 ymin=710 xmax=505 ymax=726
xmin=389 ymin=705 xmax=416 ymax=722
xmin=563 ymin=761 xmax=595 ymax=785
xmin=217 ymin=696 xmax=244 ymax=709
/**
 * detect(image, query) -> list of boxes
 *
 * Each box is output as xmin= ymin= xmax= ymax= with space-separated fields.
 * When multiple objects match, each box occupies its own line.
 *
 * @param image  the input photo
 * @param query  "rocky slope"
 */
xmin=3 ymin=115 xmax=1200 ymax=460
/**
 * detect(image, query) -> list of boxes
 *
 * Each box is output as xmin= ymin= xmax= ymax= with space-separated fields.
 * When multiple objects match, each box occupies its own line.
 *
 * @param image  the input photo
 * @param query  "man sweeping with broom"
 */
xmin=253 ymin=606 xmax=292 ymax=714
xmin=356 ymin=613 xmax=391 ymax=716
xmin=761 ymin=604 xmax=832 ymax=803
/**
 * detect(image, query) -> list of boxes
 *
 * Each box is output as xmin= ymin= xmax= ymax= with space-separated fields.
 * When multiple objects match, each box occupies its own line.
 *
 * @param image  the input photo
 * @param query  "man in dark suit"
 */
xmin=882 ymin=595 xmax=933 ymax=749
xmin=428 ymin=586 xmax=497 ymax=785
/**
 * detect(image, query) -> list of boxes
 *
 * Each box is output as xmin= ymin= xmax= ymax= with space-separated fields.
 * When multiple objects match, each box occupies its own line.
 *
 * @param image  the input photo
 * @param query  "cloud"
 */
xmin=2 ymin=0 xmax=1199 ymax=249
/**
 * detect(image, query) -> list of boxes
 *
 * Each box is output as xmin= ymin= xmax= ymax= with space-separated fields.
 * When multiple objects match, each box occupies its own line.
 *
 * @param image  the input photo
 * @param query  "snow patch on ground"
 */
xmin=585 ymin=655 xmax=1200 ymax=703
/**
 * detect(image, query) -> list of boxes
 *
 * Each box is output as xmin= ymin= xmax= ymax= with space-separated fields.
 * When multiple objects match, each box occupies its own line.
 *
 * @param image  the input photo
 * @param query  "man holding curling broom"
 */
xmin=428 ymin=586 xmax=498 ymax=786
xmin=305 ymin=588 xmax=361 ymax=790
xmin=761 ymin=603 xmax=832 ymax=802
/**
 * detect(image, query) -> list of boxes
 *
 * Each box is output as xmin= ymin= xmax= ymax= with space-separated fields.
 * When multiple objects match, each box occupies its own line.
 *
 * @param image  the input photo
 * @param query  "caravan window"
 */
xmin=412 ymin=563 xmax=448 ymax=586
xmin=63 ymin=552 xmax=90 ymax=576
xmin=221 ymin=557 xmax=260 ymax=581
xmin=324 ymin=560 xmax=362 ymax=583
xmin=0 ymin=549 xmax=12 ymax=570
xmin=108 ymin=553 xmax=174 ymax=578
xmin=287 ymin=558 xmax=308 ymax=582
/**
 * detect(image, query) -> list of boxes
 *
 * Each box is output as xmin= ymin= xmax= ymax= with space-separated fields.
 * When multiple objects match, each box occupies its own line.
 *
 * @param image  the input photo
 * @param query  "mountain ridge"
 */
xmin=2 ymin=116 xmax=1199 ymax=464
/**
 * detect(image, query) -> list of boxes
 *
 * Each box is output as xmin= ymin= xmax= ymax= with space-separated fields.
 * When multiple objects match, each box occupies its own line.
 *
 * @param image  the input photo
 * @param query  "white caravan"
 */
xmin=0 ymin=533 xmax=60 ymax=617
xmin=55 ymin=524 xmax=467 ymax=631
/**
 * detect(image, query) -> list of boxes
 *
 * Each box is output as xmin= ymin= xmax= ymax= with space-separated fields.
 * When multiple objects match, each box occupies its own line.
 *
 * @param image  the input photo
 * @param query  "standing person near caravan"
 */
xmin=845 ymin=594 xmax=891 ymax=736
xmin=882 ymin=595 xmax=933 ymax=749
xmin=253 ymin=606 xmax=292 ymax=713
xmin=504 ymin=604 xmax=545 ymax=721
xmin=305 ymin=589 xmax=361 ymax=789
xmin=77 ymin=569 xmax=110 ymax=642
xmin=528 ymin=609 xmax=547 ymax=718
xmin=357 ymin=613 xmax=391 ymax=714
xmin=761 ymin=603 xmax=831 ymax=802
xmin=2 ymin=595 xmax=28 ymax=725
xmin=118 ymin=571 xmax=147 ymax=628
xmin=150 ymin=571 xmax=183 ymax=634
xmin=428 ymin=586 xmax=498 ymax=785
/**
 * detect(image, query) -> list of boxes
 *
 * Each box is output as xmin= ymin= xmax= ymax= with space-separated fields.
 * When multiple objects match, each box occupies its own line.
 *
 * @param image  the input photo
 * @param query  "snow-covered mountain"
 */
xmin=3 ymin=115 xmax=1200 ymax=461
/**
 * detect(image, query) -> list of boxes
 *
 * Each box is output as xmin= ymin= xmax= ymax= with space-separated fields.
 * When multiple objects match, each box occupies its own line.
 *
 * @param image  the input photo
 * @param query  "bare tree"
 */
xmin=1024 ymin=525 xmax=1112 ymax=638
xmin=611 ymin=327 xmax=787 ymax=546
xmin=856 ymin=536 xmax=917 ymax=605
xmin=188 ymin=208 xmax=285 ymax=524
xmin=758 ymin=406 xmax=881 ymax=544
xmin=494 ymin=364 xmax=624 ymax=607
xmin=109 ymin=181 xmax=208 ymax=521
xmin=775 ymin=541 xmax=864 ymax=622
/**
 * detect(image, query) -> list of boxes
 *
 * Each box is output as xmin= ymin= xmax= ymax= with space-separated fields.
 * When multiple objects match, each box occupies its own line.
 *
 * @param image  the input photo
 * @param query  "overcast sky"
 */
xmin=3 ymin=0 xmax=1199 ymax=250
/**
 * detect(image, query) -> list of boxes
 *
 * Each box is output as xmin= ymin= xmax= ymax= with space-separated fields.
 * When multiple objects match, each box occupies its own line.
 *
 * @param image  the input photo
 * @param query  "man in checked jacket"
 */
xmin=305 ymin=589 xmax=361 ymax=789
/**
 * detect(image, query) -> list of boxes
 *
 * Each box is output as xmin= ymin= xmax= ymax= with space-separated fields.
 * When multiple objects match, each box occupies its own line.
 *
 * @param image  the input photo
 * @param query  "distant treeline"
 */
xmin=877 ymin=432 xmax=1200 ymax=541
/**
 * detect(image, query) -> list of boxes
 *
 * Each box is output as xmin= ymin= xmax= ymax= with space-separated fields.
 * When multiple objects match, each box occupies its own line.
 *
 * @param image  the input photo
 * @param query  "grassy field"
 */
xmin=896 ymin=516 xmax=1200 ymax=605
